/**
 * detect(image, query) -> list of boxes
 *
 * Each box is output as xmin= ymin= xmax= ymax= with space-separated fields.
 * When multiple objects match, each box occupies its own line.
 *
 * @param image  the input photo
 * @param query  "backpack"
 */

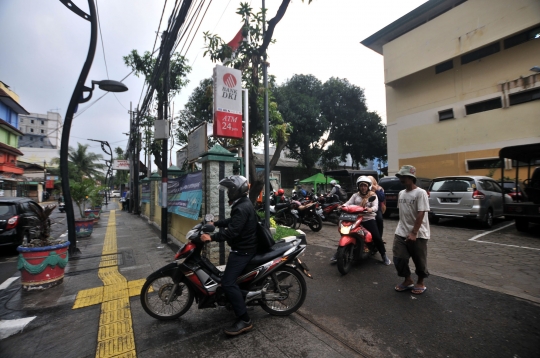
xmin=255 ymin=219 xmax=275 ymax=254
xmin=338 ymin=187 xmax=348 ymax=202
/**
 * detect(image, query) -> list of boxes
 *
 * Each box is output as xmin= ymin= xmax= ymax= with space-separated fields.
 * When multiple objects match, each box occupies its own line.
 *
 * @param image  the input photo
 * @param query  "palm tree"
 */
xmin=68 ymin=143 xmax=105 ymax=179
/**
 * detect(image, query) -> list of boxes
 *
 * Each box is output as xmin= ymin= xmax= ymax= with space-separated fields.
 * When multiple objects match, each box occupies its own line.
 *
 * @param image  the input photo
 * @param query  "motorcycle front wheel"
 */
xmin=307 ymin=214 xmax=323 ymax=232
xmin=337 ymin=244 xmax=354 ymax=275
xmin=140 ymin=275 xmax=194 ymax=320
xmin=276 ymin=211 xmax=297 ymax=229
xmin=260 ymin=266 xmax=307 ymax=316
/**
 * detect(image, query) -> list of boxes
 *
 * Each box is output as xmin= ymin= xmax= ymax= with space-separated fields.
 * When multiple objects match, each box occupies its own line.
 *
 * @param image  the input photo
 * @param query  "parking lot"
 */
xmin=304 ymin=215 xmax=540 ymax=302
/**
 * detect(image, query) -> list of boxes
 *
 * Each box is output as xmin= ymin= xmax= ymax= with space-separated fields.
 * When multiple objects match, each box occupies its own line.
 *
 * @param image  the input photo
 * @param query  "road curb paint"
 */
xmin=469 ymin=223 xmax=540 ymax=251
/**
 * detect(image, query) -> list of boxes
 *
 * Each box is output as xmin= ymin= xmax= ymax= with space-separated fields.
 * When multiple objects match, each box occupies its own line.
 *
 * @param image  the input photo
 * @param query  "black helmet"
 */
xmin=218 ymin=175 xmax=248 ymax=202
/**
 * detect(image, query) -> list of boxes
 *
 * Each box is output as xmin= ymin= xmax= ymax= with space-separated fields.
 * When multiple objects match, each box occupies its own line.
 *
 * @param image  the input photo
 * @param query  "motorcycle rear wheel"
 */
xmin=140 ymin=275 xmax=194 ymax=320
xmin=260 ymin=266 xmax=307 ymax=316
xmin=276 ymin=211 xmax=297 ymax=229
xmin=337 ymin=245 xmax=354 ymax=275
xmin=308 ymin=214 xmax=323 ymax=232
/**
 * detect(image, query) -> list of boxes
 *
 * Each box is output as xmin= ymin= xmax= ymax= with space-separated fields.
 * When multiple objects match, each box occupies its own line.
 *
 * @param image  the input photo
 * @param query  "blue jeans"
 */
xmin=221 ymin=251 xmax=256 ymax=317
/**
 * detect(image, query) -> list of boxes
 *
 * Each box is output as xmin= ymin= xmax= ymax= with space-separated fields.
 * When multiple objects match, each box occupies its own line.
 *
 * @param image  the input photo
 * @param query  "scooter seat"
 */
xmin=274 ymin=203 xmax=290 ymax=210
xmin=322 ymin=203 xmax=336 ymax=209
xmin=248 ymin=241 xmax=295 ymax=266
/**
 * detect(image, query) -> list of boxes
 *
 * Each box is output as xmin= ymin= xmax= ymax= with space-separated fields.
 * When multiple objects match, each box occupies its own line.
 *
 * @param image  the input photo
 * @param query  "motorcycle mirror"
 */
xmin=369 ymin=196 xmax=376 ymax=202
xmin=205 ymin=214 xmax=215 ymax=222
xmin=202 ymin=224 xmax=215 ymax=233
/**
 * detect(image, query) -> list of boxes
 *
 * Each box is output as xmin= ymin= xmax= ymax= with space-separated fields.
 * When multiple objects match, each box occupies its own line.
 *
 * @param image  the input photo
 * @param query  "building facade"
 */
xmin=362 ymin=0 xmax=540 ymax=179
xmin=19 ymin=111 xmax=62 ymax=149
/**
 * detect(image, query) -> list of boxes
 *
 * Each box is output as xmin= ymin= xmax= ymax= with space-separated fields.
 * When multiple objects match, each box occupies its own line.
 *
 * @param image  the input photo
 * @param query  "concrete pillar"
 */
xmin=198 ymin=145 xmax=237 ymax=265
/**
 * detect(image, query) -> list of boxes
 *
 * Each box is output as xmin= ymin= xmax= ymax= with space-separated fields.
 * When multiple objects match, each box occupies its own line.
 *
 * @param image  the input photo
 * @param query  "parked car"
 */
xmin=0 ymin=198 xmax=52 ymax=248
xmin=110 ymin=190 xmax=121 ymax=198
xmin=379 ymin=176 xmax=432 ymax=218
xmin=500 ymin=181 xmax=525 ymax=202
xmin=428 ymin=176 xmax=513 ymax=228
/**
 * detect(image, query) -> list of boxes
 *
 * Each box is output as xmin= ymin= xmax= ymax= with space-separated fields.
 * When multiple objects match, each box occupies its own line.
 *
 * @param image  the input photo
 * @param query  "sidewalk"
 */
xmin=0 ymin=203 xmax=359 ymax=358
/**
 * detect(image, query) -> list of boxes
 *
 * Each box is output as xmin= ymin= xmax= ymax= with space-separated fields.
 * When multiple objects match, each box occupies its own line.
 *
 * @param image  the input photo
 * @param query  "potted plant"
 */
xmin=70 ymin=179 xmax=96 ymax=238
xmin=85 ymin=187 xmax=103 ymax=222
xmin=17 ymin=204 xmax=69 ymax=291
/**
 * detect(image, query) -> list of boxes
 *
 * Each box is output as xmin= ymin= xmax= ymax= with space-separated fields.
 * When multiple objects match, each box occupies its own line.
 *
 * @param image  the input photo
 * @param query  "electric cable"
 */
xmin=182 ymin=0 xmax=212 ymax=57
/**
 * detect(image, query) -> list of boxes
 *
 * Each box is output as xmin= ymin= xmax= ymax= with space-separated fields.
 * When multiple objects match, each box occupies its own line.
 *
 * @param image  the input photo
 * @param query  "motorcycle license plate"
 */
xmin=340 ymin=226 xmax=351 ymax=235
xmin=339 ymin=213 xmax=358 ymax=222
xmin=316 ymin=209 xmax=323 ymax=215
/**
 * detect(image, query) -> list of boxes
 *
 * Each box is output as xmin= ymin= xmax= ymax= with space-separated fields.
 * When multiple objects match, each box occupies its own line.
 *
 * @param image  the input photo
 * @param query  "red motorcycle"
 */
xmin=140 ymin=214 xmax=312 ymax=320
xmin=317 ymin=194 xmax=342 ymax=224
xmin=335 ymin=197 xmax=377 ymax=275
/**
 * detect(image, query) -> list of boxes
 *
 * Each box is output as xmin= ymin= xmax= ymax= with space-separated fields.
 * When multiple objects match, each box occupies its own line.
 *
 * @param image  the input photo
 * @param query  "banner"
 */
xmin=213 ymin=65 xmax=243 ymax=139
xmin=141 ymin=183 xmax=150 ymax=203
xmin=112 ymin=160 xmax=130 ymax=170
xmin=166 ymin=171 xmax=203 ymax=220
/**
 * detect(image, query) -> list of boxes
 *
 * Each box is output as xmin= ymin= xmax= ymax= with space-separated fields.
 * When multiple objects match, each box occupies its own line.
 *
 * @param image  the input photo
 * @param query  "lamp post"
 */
xmin=59 ymin=0 xmax=127 ymax=255
xmin=88 ymin=139 xmax=113 ymax=206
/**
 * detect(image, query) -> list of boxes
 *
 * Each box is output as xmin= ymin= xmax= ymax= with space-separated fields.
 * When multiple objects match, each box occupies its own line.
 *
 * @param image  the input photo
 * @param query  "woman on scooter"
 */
xmin=331 ymin=176 xmax=391 ymax=266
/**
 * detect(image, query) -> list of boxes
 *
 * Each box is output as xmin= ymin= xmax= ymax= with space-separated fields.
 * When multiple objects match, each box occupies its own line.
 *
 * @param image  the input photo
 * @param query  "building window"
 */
xmin=466 ymin=158 xmax=501 ymax=171
xmin=40 ymin=138 xmax=43 ymax=142
xmin=438 ymin=109 xmax=454 ymax=121
xmin=20 ymin=119 xmax=23 ymax=123
xmin=435 ymin=60 xmax=453 ymax=74
xmin=465 ymin=97 xmax=502 ymax=115
xmin=30 ymin=128 xmax=34 ymax=133
xmin=41 ymin=129 xmax=44 ymax=133
xmin=41 ymin=121 xmax=44 ymax=125
xmin=509 ymin=88 xmax=540 ymax=106
xmin=19 ymin=136 xmax=22 ymax=140
xmin=31 ymin=137 xmax=34 ymax=141
xmin=504 ymin=26 xmax=540 ymax=49
xmin=31 ymin=120 xmax=34 ymax=124
xmin=461 ymin=42 xmax=500 ymax=65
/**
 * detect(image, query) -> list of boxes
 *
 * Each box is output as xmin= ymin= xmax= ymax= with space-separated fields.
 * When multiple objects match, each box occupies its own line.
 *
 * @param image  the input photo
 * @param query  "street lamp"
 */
xmin=88 ymin=139 xmax=113 ymax=206
xmin=59 ymin=0 xmax=128 ymax=255
xmin=530 ymin=66 xmax=540 ymax=73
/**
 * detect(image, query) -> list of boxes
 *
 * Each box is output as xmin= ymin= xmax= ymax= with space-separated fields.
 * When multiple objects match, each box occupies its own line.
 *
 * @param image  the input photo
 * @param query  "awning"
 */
xmin=0 ymin=88 xmax=30 ymax=115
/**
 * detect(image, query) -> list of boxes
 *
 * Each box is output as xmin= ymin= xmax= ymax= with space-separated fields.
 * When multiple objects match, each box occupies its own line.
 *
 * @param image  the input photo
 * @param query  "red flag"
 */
xmin=227 ymin=27 xmax=244 ymax=51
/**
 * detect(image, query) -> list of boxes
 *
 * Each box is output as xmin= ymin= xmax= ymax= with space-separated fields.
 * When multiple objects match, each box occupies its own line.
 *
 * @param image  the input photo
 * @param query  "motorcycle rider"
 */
xmin=330 ymin=176 xmax=391 ymax=266
xmin=200 ymin=175 xmax=258 ymax=336
xmin=275 ymin=188 xmax=287 ymax=203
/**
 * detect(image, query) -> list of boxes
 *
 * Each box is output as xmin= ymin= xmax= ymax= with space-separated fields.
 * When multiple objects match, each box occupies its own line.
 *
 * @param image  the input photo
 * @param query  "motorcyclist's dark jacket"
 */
xmin=213 ymin=196 xmax=258 ymax=254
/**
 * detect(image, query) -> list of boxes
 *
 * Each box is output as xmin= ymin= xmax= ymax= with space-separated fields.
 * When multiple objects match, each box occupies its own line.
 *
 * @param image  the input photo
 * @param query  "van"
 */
xmin=323 ymin=169 xmax=379 ymax=199
xmin=379 ymin=176 xmax=432 ymax=218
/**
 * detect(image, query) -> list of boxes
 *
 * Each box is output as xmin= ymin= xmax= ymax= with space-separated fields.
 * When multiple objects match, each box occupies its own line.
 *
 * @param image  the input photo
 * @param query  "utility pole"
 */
xmin=133 ymin=106 xmax=140 ymax=215
xmin=160 ymin=31 xmax=169 ymax=245
xmin=262 ymin=0 xmax=270 ymax=228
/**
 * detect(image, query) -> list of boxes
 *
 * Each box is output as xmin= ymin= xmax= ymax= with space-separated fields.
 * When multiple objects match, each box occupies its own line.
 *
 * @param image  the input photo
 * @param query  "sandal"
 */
xmin=395 ymin=283 xmax=414 ymax=292
xmin=411 ymin=286 xmax=427 ymax=295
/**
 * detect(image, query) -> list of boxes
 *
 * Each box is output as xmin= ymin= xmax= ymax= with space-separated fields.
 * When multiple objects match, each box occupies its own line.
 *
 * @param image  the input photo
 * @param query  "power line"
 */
xmin=182 ymin=0 xmax=212 ymax=57
xmin=190 ymin=0 xmax=230 ymax=66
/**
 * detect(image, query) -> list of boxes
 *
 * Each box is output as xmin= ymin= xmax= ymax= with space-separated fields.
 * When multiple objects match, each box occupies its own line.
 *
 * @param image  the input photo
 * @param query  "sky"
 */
xmin=0 ymin=0 xmax=427 ymax=164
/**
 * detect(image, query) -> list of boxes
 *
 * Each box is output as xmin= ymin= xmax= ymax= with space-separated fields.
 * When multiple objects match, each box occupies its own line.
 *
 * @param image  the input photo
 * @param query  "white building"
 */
xmin=19 ymin=111 xmax=62 ymax=149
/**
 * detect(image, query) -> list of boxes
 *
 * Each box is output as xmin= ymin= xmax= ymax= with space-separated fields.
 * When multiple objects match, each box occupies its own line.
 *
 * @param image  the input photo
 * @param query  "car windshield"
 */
xmin=380 ymin=180 xmax=405 ymax=191
xmin=0 ymin=203 xmax=16 ymax=217
xmin=430 ymin=179 xmax=475 ymax=192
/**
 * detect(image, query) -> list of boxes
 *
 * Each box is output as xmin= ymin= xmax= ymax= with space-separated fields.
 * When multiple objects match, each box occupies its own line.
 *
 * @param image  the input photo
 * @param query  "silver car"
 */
xmin=428 ymin=176 xmax=513 ymax=228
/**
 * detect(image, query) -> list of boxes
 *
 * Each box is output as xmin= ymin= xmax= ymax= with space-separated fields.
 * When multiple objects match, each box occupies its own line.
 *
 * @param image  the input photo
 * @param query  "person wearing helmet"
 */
xmin=275 ymin=188 xmax=287 ymax=203
xmin=328 ymin=180 xmax=341 ymax=201
xmin=201 ymin=175 xmax=258 ymax=335
xmin=330 ymin=175 xmax=391 ymax=266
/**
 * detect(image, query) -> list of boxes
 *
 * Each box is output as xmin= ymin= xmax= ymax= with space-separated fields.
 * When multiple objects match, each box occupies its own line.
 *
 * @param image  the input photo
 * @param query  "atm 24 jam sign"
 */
xmin=213 ymin=65 xmax=243 ymax=139
xmin=214 ymin=111 xmax=242 ymax=138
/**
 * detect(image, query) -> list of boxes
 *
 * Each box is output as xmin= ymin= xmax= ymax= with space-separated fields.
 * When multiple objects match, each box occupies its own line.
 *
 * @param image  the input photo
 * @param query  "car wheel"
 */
xmin=482 ymin=209 xmax=493 ymax=229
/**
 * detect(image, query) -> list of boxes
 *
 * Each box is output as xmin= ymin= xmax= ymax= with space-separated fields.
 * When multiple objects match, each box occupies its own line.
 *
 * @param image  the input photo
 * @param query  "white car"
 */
xmin=110 ymin=190 xmax=121 ymax=198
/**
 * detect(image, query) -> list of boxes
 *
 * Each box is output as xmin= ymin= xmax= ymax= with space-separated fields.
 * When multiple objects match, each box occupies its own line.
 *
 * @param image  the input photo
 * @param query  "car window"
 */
xmin=430 ymin=179 xmax=475 ymax=192
xmin=478 ymin=180 xmax=493 ymax=191
xmin=379 ymin=180 xmax=405 ymax=191
xmin=0 ymin=203 xmax=16 ymax=217
xmin=490 ymin=181 xmax=503 ymax=193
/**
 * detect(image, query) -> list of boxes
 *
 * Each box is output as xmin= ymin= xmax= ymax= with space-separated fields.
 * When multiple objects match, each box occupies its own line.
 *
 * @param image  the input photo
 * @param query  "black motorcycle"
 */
xmin=291 ymin=200 xmax=323 ymax=232
xmin=140 ymin=214 xmax=312 ymax=320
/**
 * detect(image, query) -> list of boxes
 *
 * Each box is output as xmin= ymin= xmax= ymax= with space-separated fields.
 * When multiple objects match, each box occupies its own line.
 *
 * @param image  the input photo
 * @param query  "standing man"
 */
xmin=125 ymin=188 xmax=131 ymax=213
xmin=393 ymin=165 xmax=430 ymax=294
xmin=201 ymin=175 xmax=258 ymax=336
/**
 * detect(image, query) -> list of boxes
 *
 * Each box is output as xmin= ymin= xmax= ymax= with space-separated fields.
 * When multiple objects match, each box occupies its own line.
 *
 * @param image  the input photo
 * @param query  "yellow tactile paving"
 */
xmin=97 ymin=321 xmax=133 ymax=341
xmin=95 ymin=335 xmax=136 ymax=358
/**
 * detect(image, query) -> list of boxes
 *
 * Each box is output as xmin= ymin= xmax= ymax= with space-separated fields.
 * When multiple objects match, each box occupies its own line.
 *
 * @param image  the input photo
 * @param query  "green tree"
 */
xmin=112 ymin=147 xmax=129 ymax=187
xmin=124 ymin=50 xmax=191 ymax=170
xmin=274 ymin=74 xmax=326 ymax=170
xmin=203 ymin=1 xmax=310 ymax=201
xmin=52 ymin=143 xmax=105 ymax=181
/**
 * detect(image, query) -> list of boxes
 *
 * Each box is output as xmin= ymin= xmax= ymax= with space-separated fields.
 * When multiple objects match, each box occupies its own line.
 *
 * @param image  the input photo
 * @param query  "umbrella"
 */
xmin=298 ymin=173 xmax=338 ymax=193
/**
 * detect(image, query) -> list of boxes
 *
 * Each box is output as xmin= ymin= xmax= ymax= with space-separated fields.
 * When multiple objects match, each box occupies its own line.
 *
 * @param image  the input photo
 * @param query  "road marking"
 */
xmin=71 ymin=210 xmax=138 ymax=357
xmin=0 ymin=317 xmax=36 ymax=340
xmin=0 ymin=277 xmax=19 ymax=290
xmin=469 ymin=223 xmax=540 ymax=251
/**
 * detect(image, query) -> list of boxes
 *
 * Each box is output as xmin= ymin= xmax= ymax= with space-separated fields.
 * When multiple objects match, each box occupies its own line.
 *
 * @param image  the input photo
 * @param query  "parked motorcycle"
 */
xmin=290 ymin=200 xmax=323 ymax=232
xmin=140 ymin=214 xmax=312 ymax=321
xmin=335 ymin=196 xmax=377 ymax=275
xmin=317 ymin=194 xmax=342 ymax=225
xmin=58 ymin=202 xmax=65 ymax=213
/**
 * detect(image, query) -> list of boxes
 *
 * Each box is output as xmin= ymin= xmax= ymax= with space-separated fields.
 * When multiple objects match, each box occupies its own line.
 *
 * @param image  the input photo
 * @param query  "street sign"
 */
xmin=176 ymin=147 xmax=187 ymax=167
xmin=213 ymin=65 xmax=243 ymax=139
xmin=188 ymin=122 xmax=207 ymax=162
xmin=112 ymin=159 xmax=130 ymax=170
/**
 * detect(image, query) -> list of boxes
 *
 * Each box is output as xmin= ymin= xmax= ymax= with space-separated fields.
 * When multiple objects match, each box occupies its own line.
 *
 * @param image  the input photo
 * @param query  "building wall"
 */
xmin=0 ymin=102 xmax=19 ymax=129
xmin=383 ymin=0 xmax=540 ymax=177
xmin=382 ymin=0 xmax=540 ymax=84
xmin=19 ymin=112 xmax=62 ymax=149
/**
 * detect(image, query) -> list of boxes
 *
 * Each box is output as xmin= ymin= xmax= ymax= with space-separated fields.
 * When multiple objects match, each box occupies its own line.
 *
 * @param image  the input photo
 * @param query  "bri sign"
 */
xmin=213 ymin=65 xmax=243 ymax=139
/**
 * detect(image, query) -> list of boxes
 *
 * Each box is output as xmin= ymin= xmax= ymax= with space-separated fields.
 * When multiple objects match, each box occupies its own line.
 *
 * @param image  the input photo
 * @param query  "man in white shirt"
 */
xmin=393 ymin=165 xmax=430 ymax=295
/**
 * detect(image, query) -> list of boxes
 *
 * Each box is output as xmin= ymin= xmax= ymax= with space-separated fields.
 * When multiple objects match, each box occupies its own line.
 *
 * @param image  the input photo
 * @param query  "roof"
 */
xmin=0 ymin=118 xmax=24 ymax=136
xmin=0 ymin=88 xmax=30 ymax=115
xmin=253 ymin=153 xmax=304 ymax=168
xmin=324 ymin=169 xmax=379 ymax=177
xmin=499 ymin=143 xmax=540 ymax=162
xmin=0 ymin=142 xmax=23 ymax=156
xmin=0 ymin=197 xmax=34 ymax=204
xmin=361 ymin=0 xmax=466 ymax=54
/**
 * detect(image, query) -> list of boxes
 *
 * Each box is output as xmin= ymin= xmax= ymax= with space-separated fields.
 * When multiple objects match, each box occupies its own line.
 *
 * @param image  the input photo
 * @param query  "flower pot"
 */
xmin=75 ymin=218 xmax=94 ymax=238
xmin=84 ymin=209 xmax=101 ymax=219
xmin=17 ymin=241 xmax=70 ymax=291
